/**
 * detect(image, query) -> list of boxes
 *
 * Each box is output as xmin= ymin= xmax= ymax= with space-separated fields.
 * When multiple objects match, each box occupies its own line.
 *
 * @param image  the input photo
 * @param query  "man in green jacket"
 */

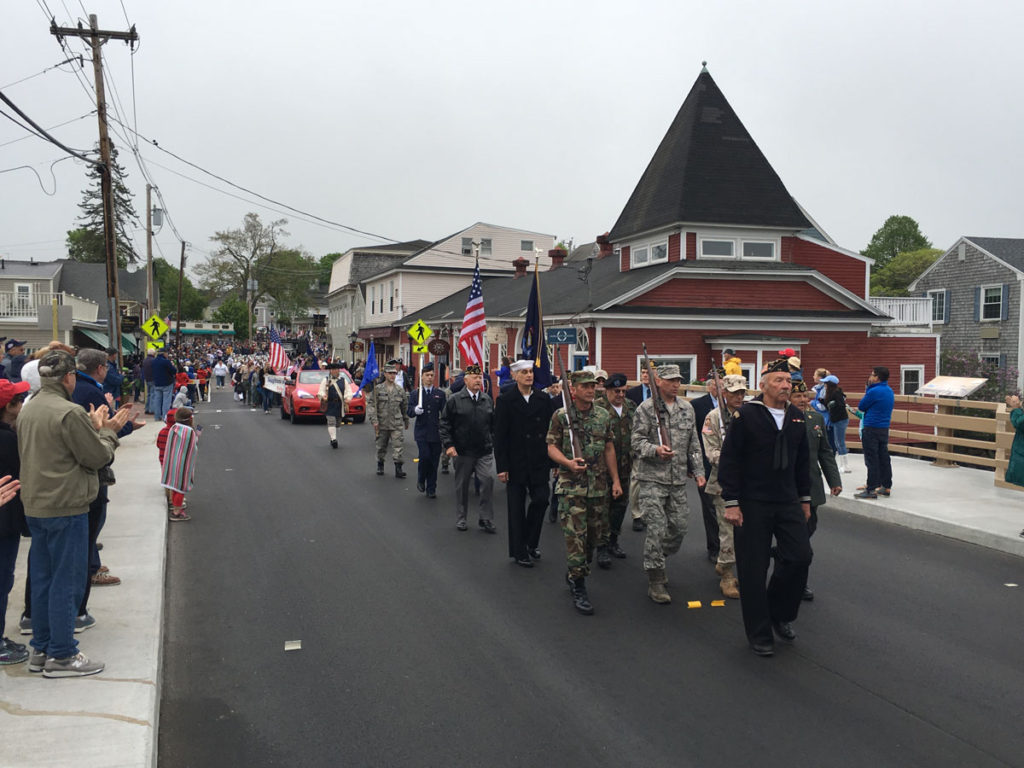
xmin=17 ymin=350 xmax=129 ymax=678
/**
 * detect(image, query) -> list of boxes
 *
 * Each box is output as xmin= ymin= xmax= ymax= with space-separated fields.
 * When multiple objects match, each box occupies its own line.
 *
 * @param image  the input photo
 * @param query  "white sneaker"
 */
xmin=42 ymin=652 xmax=105 ymax=678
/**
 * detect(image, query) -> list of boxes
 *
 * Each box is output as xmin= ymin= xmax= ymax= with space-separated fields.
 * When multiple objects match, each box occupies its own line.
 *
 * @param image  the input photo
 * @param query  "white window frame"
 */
xmin=900 ymin=364 xmax=924 ymax=395
xmin=979 ymin=353 xmax=1000 ymax=367
xmin=14 ymin=283 xmax=32 ymax=309
xmin=698 ymin=233 xmax=780 ymax=262
xmin=699 ymin=238 xmax=735 ymax=259
xmin=635 ymin=354 xmax=698 ymax=384
xmin=480 ymin=238 xmax=493 ymax=258
xmin=631 ymin=245 xmax=649 ymax=266
xmin=629 ymin=239 xmax=668 ymax=268
xmin=520 ymin=240 xmax=534 ymax=252
xmin=980 ymin=283 xmax=1002 ymax=322
xmin=741 ymin=240 xmax=776 ymax=261
xmin=927 ymin=289 xmax=946 ymax=324
xmin=368 ymin=286 xmax=375 ymax=316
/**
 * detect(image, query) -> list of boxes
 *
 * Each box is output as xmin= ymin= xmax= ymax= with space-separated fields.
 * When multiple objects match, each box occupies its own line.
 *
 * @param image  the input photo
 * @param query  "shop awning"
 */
xmin=78 ymin=328 xmax=138 ymax=354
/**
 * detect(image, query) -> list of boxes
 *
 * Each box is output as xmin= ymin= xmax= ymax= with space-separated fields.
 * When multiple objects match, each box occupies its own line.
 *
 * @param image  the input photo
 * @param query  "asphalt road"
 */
xmin=159 ymin=388 xmax=1024 ymax=768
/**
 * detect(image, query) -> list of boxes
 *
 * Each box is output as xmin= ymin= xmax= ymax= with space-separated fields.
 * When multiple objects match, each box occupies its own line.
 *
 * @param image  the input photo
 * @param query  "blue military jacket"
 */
xmin=408 ymin=385 xmax=446 ymax=443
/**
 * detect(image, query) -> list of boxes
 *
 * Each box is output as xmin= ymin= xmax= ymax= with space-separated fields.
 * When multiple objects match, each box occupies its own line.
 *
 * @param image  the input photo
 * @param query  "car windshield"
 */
xmin=339 ymin=370 xmax=357 ymax=394
xmin=298 ymin=370 xmax=328 ymax=385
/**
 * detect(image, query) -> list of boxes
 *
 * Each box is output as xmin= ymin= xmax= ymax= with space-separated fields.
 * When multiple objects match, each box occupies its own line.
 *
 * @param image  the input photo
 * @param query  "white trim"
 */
xmin=979 ymin=352 xmax=1001 ymax=366
xmin=705 ymin=336 xmax=810 ymax=347
xmin=613 ymin=221 xmax=795 ymax=246
xmin=628 ymin=236 xmax=669 ymax=268
xmin=696 ymin=232 xmax=779 ymax=262
xmin=595 ymin=324 xmax=603 ymax=369
xmin=636 ymin=353 xmax=698 ymax=383
xmin=899 ymin=364 xmax=925 ymax=395
xmin=979 ymin=283 xmax=1003 ymax=322
xmin=926 ymin=288 xmax=946 ymax=325
xmin=793 ymin=201 xmax=837 ymax=246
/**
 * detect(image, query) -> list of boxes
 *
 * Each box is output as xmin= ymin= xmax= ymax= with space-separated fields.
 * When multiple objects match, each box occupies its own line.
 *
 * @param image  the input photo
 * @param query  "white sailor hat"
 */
xmin=510 ymin=359 xmax=534 ymax=372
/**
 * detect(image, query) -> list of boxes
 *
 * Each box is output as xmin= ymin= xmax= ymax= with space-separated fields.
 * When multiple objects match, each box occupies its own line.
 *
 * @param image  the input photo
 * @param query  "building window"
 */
xmin=928 ymin=289 xmax=946 ymax=324
xmin=900 ymin=364 xmax=924 ymax=395
xmin=480 ymin=238 xmax=492 ymax=258
xmin=701 ymin=239 xmax=734 ymax=258
xmin=650 ymin=242 xmax=668 ymax=263
xmin=981 ymin=285 xmax=1002 ymax=321
xmin=636 ymin=354 xmax=697 ymax=384
xmin=389 ymin=280 xmax=395 ymax=312
xmin=979 ymin=354 xmax=1000 ymax=367
xmin=742 ymin=241 xmax=775 ymax=260
xmin=632 ymin=246 xmax=649 ymax=266
xmin=14 ymin=283 xmax=32 ymax=310
xmin=369 ymin=286 xmax=375 ymax=316
xmin=521 ymin=240 xmax=534 ymax=252
xmin=462 ymin=237 xmax=474 ymax=256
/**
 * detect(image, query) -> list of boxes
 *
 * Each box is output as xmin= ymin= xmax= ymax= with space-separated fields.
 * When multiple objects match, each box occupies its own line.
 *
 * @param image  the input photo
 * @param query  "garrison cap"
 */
xmin=763 ymin=357 xmax=791 ymax=374
xmin=421 ymin=362 xmax=434 ymax=372
xmin=790 ymin=379 xmax=809 ymax=393
xmin=464 ymin=363 xmax=482 ymax=375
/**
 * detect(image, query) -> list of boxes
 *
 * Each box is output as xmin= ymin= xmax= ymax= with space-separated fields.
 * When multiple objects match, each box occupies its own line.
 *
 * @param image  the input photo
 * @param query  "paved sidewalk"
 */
xmin=828 ymin=454 xmax=1024 ymax=558
xmin=1 ymin=432 xmax=166 ymax=768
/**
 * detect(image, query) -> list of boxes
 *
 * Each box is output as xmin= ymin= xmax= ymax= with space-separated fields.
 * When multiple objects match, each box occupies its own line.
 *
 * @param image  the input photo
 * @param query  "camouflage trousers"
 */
xmin=375 ymin=428 xmax=404 ymax=463
xmin=560 ymin=495 xmax=607 ymax=580
xmin=711 ymin=494 xmax=736 ymax=568
xmin=598 ymin=481 xmax=629 ymax=546
xmin=628 ymin=465 xmax=642 ymax=519
xmin=637 ymin=481 xmax=689 ymax=571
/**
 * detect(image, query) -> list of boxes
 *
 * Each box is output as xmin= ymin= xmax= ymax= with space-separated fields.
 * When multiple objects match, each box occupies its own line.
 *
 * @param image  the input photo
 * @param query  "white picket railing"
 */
xmin=869 ymin=296 xmax=932 ymax=326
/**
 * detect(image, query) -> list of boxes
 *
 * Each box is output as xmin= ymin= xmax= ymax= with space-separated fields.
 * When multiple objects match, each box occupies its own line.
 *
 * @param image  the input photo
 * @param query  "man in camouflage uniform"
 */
xmin=701 ymin=373 xmax=748 ymax=599
xmin=594 ymin=372 xmax=635 ymax=567
xmin=547 ymin=370 xmax=622 ymax=615
xmin=631 ymin=363 xmax=705 ymax=604
xmin=368 ymin=363 xmax=409 ymax=478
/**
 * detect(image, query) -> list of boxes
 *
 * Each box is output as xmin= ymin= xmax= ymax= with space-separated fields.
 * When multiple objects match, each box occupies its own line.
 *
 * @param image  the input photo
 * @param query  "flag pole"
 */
xmin=534 ymin=249 xmax=544 ymax=370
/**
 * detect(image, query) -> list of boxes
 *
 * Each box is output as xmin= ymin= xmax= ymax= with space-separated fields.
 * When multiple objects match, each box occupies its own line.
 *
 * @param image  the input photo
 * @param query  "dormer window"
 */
xmin=630 ymin=239 xmax=668 ymax=268
xmin=699 ymin=234 xmax=777 ymax=261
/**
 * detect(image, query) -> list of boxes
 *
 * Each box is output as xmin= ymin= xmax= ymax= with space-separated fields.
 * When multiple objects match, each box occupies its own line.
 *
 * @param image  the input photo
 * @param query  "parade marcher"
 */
xmin=718 ymin=357 xmax=812 ymax=657
xmin=789 ymin=380 xmax=842 ymax=601
xmin=631 ymin=364 xmax=704 ymax=604
xmin=408 ymin=362 xmax=446 ymax=498
xmin=546 ymin=370 xmax=622 ymax=614
xmin=596 ymin=372 xmax=635 ymax=564
xmin=690 ymin=371 xmax=725 ymax=563
xmin=439 ymin=363 xmax=496 ymax=533
xmin=701 ymin=373 xmax=747 ymax=600
xmin=317 ymin=362 xmax=350 ymax=449
xmin=625 ymin=368 xmax=653 ymax=532
xmin=213 ymin=360 xmax=228 ymax=389
xmin=368 ymin=363 xmax=410 ymax=478
xmin=439 ymin=368 xmax=458 ymax=476
xmin=494 ymin=359 xmax=553 ymax=567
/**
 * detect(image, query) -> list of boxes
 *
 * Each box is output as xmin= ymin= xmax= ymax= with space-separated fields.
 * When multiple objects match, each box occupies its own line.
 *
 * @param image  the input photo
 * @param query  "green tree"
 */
xmin=211 ymin=296 xmax=251 ymax=334
xmin=861 ymin=215 xmax=931 ymax=271
xmin=152 ymin=258 xmax=208 ymax=320
xmin=261 ymin=248 xmax=319 ymax=325
xmin=870 ymin=248 xmax=942 ymax=296
xmin=66 ymin=142 xmax=140 ymax=267
xmin=318 ymin=252 xmax=343 ymax=287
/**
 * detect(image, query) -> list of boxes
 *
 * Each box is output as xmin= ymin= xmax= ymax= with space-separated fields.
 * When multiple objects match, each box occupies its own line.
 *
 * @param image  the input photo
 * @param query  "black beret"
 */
xmin=606 ymin=373 xmax=628 ymax=388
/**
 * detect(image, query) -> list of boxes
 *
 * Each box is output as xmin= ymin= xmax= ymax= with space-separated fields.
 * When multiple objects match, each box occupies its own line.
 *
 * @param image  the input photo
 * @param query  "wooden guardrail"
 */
xmin=677 ymin=384 xmax=1019 ymax=493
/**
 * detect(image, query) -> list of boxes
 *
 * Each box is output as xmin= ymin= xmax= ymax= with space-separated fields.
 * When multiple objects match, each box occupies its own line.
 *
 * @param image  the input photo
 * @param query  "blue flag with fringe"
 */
xmin=358 ymin=340 xmax=378 ymax=393
xmin=521 ymin=265 xmax=551 ymax=388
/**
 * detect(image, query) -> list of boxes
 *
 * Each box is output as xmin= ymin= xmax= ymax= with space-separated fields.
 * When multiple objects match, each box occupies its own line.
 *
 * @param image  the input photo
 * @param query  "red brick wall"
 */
xmin=668 ymin=233 xmax=681 ymax=262
xmin=624 ymin=278 xmax=848 ymax=311
xmin=686 ymin=232 xmax=697 ymax=260
xmin=620 ymin=245 xmax=630 ymax=272
xmin=788 ymin=237 xmax=868 ymax=298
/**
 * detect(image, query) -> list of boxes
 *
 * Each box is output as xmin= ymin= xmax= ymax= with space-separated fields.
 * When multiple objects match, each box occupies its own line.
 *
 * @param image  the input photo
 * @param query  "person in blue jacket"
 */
xmin=408 ymin=363 xmax=446 ymax=498
xmin=854 ymin=366 xmax=895 ymax=499
xmin=101 ymin=348 xmax=123 ymax=407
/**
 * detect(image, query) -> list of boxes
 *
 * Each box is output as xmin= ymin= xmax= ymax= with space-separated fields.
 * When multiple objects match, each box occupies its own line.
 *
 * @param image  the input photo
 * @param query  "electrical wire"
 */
xmin=0 ymin=111 xmax=95 ymax=149
xmin=0 ymin=156 xmax=75 ymax=195
xmin=0 ymin=99 xmax=96 ymax=162
xmin=0 ymin=55 xmax=84 ymax=90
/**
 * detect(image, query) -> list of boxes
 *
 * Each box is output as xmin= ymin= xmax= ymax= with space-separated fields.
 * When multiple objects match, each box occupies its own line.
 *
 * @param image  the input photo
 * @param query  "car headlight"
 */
xmin=296 ymin=391 xmax=315 ymax=399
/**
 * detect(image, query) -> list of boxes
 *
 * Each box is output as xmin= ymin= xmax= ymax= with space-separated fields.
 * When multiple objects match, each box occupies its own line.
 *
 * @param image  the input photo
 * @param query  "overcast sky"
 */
xmin=3 ymin=0 xmax=1023 ymax=275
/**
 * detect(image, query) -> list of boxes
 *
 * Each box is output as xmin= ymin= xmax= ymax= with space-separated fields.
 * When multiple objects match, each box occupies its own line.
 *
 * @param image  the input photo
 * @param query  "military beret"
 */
xmin=606 ymin=372 xmax=628 ymax=389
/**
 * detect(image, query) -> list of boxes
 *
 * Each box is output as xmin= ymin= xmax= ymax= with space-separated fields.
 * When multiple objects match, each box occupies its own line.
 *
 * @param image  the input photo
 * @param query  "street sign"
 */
xmin=412 ymin=343 xmax=429 ymax=355
xmin=408 ymin=319 xmax=433 ymax=345
xmin=121 ymin=315 xmax=139 ymax=333
xmin=146 ymin=340 xmax=164 ymax=352
xmin=143 ymin=314 xmax=169 ymax=340
xmin=546 ymin=327 xmax=577 ymax=345
xmin=427 ymin=338 xmax=450 ymax=355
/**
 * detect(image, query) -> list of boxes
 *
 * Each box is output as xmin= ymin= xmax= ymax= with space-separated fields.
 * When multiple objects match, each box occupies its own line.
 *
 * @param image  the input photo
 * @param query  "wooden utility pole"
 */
xmin=146 ymin=183 xmax=154 ymax=316
xmin=176 ymin=241 xmax=186 ymax=352
xmin=51 ymin=15 xmax=137 ymax=365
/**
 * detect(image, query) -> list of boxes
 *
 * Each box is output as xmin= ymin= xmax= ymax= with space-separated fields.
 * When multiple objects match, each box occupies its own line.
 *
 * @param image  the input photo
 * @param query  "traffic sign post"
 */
xmin=412 ymin=343 xmax=429 ymax=355
xmin=143 ymin=314 xmax=169 ymax=340
xmin=408 ymin=319 xmax=433 ymax=345
xmin=546 ymin=327 xmax=577 ymax=345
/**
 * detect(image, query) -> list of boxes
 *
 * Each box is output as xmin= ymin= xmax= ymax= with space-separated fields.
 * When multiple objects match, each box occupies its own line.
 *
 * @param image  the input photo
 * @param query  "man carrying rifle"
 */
xmin=631 ymin=363 xmax=705 ymax=604
xmin=546 ymin=370 xmax=622 ymax=615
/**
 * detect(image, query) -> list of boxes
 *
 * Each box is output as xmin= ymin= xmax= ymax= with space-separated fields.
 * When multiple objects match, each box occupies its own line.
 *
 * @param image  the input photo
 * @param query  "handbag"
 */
xmin=98 ymin=464 xmax=116 ymax=486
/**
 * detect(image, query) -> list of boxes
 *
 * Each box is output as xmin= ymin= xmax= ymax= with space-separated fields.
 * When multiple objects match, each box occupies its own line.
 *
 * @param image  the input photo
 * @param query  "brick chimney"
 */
xmin=548 ymin=246 xmax=568 ymax=270
xmin=512 ymin=256 xmax=530 ymax=278
xmin=596 ymin=232 xmax=613 ymax=259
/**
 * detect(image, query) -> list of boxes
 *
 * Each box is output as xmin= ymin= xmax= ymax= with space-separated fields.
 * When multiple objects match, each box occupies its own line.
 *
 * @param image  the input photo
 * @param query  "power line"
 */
xmin=0 ymin=93 xmax=98 ymax=163
xmin=0 ymin=156 xmax=74 ymax=195
xmin=0 ymin=111 xmax=95 ymax=149
xmin=0 ymin=54 xmax=84 ymax=90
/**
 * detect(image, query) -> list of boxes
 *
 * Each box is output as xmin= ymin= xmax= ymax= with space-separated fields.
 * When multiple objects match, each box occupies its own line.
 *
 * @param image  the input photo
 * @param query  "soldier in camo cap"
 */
xmin=546 ymin=369 xmax=622 ymax=615
xmin=368 ymin=363 xmax=409 ymax=478
xmin=630 ymin=363 xmax=705 ymax=604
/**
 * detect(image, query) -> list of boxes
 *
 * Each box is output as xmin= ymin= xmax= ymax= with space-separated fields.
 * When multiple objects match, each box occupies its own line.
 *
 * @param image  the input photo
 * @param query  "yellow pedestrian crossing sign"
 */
xmin=146 ymin=339 xmax=165 ymax=352
xmin=408 ymin=320 xmax=433 ymax=345
xmin=412 ymin=343 xmax=429 ymax=355
xmin=143 ymin=314 xmax=169 ymax=340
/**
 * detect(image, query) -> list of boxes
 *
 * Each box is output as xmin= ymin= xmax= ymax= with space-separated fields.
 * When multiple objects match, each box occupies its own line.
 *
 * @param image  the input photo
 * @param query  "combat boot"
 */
xmin=608 ymin=533 xmax=627 ymax=559
xmin=376 ymin=461 xmax=384 ymax=476
xmin=647 ymin=568 xmax=671 ymax=604
xmin=395 ymin=462 xmax=406 ymax=478
xmin=571 ymin=577 xmax=594 ymax=615
xmin=720 ymin=577 xmax=740 ymax=599
xmin=596 ymin=545 xmax=612 ymax=569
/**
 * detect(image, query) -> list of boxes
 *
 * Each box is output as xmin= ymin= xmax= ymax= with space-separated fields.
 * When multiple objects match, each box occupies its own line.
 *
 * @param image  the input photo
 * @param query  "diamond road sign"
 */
xmin=143 ymin=314 xmax=169 ymax=340
xmin=408 ymin=319 xmax=433 ymax=345
xmin=546 ymin=327 xmax=577 ymax=345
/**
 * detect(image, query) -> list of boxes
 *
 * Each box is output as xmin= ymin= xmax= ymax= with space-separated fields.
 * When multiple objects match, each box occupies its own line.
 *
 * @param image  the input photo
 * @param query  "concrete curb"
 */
xmin=0 ymin=431 xmax=167 ymax=768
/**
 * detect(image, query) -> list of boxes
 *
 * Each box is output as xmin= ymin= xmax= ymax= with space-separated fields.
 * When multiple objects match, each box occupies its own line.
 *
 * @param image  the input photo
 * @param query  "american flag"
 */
xmin=268 ymin=326 xmax=289 ymax=372
xmin=458 ymin=261 xmax=487 ymax=366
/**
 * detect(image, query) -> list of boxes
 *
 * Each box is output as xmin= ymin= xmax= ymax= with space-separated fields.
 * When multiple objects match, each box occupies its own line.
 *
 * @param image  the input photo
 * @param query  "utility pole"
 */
xmin=146 ymin=183 xmax=154 ymax=317
xmin=51 ymin=15 xmax=137 ymax=365
xmin=176 ymin=241 xmax=186 ymax=352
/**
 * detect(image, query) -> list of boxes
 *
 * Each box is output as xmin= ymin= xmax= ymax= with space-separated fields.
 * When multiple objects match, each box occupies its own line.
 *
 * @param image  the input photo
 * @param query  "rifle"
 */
xmin=641 ymin=342 xmax=671 ymax=450
xmin=552 ymin=347 xmax=581 ymax=460
xmin=709 ymin=362 xmax=730 ymax=438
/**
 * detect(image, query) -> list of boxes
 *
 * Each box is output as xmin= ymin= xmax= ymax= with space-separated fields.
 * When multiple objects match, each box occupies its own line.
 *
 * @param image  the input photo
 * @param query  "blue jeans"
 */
xmin=0 ymin=533 xmax=21 ymax=638
xmin=153 ymin=384 xmax=174 ymax=421
xmin=862 ymin=426 xmax=892 ymax=491
xmin=828 ymin=418 xmax=849 ymax=456
xmin=145 ymin=381 xmax=156 ymax=413
xmin=27 ymin=514 xmax=89 ymax=659
xmin=261 ymin=387 xmax=274 ymax=412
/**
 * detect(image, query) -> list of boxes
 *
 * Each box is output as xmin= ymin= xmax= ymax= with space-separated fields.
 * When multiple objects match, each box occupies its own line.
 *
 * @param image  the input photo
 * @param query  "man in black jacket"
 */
xmin=718 ymin=358 xmax=812 ymax=657
xmin=494 ymin=359 xmax=553 ymax=567
xmin=625 ymin=367 xmax=651 ymax=406
xmin=439 ymin=363 xmax=496 ymax=533
xmin=689 ymin=373 xmax=724 ymax=563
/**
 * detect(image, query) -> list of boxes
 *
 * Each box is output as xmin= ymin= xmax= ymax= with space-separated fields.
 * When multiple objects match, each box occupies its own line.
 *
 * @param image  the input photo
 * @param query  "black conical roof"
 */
xmin=609 ymin=69 xmax=811 ymax=241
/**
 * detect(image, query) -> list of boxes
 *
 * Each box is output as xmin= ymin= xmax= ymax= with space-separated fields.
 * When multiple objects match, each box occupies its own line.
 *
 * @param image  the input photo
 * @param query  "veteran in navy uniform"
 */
xmin=408 ymin=362 xmax=446 ymax=498
xmin=494 ymin=358 xmax=554 ymax=567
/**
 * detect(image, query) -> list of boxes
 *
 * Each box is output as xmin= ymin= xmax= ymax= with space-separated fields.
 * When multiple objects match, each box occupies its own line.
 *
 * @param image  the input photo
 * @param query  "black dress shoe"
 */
xmin=772 ymin=621 xmax=797 ymax=641
xmin=479 ymin=519 xmax=497 ymax=534
xmin=330 ymin=439 xmax=338 ymax=449
xmin=426 ymin=491 xmax=436 ymax=499
xmin=514 ymin=556 xmax=533 ymax=568
xmin=802 ymin=586 xmax=814 ymax=601
xmin=416 ymin=481 xmax=425 ymax=492
xmin=527 ymin=548 xmax=541 ymax=560
xmin=376 ymin=462 xmax=384 ymax=475
xmin=750 ymin=641 xmax=775 ymax=657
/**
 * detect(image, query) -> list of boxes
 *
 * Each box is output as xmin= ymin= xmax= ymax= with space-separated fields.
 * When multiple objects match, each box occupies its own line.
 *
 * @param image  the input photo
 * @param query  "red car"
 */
xmin=281 ymin=369 xmax=366 ymax=423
